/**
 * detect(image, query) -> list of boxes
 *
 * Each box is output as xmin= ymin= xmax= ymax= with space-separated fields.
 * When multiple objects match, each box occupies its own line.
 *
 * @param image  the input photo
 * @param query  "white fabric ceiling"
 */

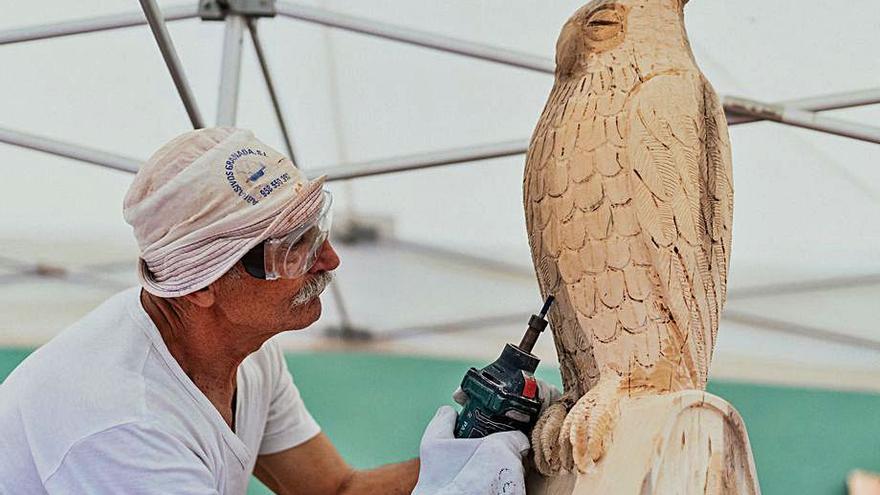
xmin=1 ymin=0 xmax=878 ymax=390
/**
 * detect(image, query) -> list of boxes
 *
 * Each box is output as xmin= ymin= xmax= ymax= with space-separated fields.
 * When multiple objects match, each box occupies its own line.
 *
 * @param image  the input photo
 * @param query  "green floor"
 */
xmin=2 ymin=348 xmax=878 ymax=494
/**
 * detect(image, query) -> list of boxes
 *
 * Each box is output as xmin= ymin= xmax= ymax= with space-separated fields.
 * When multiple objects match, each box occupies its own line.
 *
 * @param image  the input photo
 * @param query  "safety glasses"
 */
xmin=241 ymin=190 xmax=333 ymax=280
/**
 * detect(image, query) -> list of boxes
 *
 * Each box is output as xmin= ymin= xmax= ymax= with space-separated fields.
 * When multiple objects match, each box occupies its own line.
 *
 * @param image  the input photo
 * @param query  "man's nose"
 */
xmin=310 ymin=240 xmax=340 ymax=273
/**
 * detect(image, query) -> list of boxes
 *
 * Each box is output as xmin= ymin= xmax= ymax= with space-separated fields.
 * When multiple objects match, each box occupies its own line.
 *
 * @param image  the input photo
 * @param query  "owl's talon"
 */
xmin=531 ymin=400 xmax=568 ymax=475
xmin=560 ymin=374 xmax=623 ymax=473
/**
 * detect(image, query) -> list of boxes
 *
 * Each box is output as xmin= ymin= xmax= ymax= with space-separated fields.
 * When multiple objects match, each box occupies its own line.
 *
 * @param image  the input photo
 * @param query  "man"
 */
xmin=0 ymin=128 xmax=536 ymax=494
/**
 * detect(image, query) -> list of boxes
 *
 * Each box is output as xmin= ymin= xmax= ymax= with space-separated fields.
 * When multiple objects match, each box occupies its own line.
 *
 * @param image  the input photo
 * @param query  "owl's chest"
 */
xmin=528 ymin=69 xmax=704 ymax=183
xmin=526 ymin=92 xmax=634 ymax=191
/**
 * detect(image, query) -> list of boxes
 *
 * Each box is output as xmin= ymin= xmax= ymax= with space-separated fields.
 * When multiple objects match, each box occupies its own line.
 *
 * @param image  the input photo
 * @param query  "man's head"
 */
xmin=181 ymin=240 xmax=340 ymax=335
xmin=124 ymin=127 xmax=338 ymax=333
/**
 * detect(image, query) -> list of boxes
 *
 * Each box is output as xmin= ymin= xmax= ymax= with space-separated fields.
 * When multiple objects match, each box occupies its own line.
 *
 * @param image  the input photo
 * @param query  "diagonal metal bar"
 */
xmin=0 ymin=4 xmax=199 ymax=45
xmin=246 ymin=18 xmax=298 ymax=165
xmin=275 ymin=1 xmax=555 ymax=74
xmin=138 ymin=0 xmax=205 ymax=128
xmin=726 ymin=88 xmax=880 ymax=126
xmin=245 ymin=18 xmax=353 ymax=329
xmin=724 ymin=96 xmax=880 ymax=144
xmin=724 ymin=310 xmax=880 ymax=353
xmin=312 ymin=139 xmax=528 ymax=181
xmin=0 ymin=126 xmax=141 ymax=172
xmin=729 ymin=274 xmax=880 ymax=300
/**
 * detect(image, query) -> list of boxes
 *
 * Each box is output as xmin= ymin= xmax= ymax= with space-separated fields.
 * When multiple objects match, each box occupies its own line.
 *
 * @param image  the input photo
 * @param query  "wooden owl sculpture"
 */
xmin=523 ymin=0 xmax=733 ymax=475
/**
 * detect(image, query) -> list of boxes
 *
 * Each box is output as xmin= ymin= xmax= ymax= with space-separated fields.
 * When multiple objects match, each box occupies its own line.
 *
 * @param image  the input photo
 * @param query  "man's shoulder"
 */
xmin=0 ymin=287 xmax=163 ymax=484
xmin=3 ymin=287 xmax=151 ymax=393
xmin=2 ymin=289 xmax=151 ymax=400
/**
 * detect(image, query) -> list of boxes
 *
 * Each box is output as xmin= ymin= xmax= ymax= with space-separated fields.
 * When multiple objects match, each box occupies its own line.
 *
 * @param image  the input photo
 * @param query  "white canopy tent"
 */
xmin=1 ymin=0 xmax=878 ymax=391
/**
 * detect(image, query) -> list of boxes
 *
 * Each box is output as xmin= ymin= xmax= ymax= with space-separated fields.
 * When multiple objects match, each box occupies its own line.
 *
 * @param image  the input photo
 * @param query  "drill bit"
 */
xmin=518 ymin=295 xmax=554 ymax=353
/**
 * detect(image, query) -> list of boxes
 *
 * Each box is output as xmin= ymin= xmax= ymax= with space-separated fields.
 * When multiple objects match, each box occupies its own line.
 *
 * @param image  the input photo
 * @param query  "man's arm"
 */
xmin=254 ymin=432 xmax=419 ymax=495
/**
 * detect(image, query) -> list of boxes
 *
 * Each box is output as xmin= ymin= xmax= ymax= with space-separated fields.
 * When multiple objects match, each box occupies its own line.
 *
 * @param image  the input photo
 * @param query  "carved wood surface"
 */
xmin=524 ymin=0 xmax=733 ymax=409
xmin=525 ymin=391 xmax=760 ymax=495
xmin=521 ymin=0 xmax=756 ymax=487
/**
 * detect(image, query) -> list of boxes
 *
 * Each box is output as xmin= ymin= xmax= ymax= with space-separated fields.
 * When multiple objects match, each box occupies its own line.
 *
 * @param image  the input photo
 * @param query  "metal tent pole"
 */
xmin=0 ymin=129 xmax=525 ymax=181
xmin=138 ymin=0 xmax=205 ymax=128
xmin=327 ymin=280 xmax=361 ymax=337
xmin=241 ymin=14 xmax=356 ymax=335
xmin=246 ymin=18 xmax=298 ymax=164
xmin=378 ymin=313 xmax=527 ymax=342
xmin=272 ymin=1 xmax=880 ymax=136
xmin=728 ymin=274 xmax=880 ymax=300
xmin=0 ymin=126 xmax=141 ymax=172
xmin=724 ymin=310 xmax=880 ymax=353
xmin=0 ymin=265 xmax=129 ymax=291
xmin=217 ymin=15 xmax=246 ymax=126
xmin=313 ymin=139 xmax=528 ymax=182
xmin=275 ymin=2 xmax=554 ymax=74
xmin=726 ymin=88 xmax=880 ymax=126
xmin=0 ymin=5 xmax=199 ymax=45
xmin=371 ymin=307 xmax=880 ymax=353
xmin=383 ymin=238 xmax=533 ymax=279
xmin=724 ymin=96 xmax=880 ymax=144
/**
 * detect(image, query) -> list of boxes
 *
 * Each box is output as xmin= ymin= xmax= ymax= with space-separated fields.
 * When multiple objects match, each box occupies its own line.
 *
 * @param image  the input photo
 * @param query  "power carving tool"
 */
xmin=453 ymin=295 xmax=555 ymax=439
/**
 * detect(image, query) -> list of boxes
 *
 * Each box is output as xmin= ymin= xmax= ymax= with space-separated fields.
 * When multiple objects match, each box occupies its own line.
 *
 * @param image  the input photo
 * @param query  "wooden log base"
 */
xmin=526 ymin=390 xmax=760 ymax=495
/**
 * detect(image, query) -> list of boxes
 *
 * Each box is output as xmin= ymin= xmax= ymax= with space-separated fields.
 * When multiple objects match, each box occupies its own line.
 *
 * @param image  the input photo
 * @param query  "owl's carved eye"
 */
xmin=585 ymin=7 xmax=624 ymax=42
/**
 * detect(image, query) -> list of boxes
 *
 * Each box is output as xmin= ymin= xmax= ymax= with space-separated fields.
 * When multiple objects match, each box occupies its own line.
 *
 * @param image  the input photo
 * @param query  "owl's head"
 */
xmin=555 ymin=0 xmax=692 ymax=79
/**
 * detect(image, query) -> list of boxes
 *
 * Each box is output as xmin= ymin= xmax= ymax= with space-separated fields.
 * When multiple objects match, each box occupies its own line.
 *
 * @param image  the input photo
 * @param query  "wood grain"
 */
xmin=523 ymin=0 xmax=756 ymax=490
xmin=525 ymin=392 xmax=760 ymax=495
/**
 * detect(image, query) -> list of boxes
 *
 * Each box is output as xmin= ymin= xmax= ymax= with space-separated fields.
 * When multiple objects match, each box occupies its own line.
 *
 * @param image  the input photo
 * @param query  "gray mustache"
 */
xmin=291 ymin=272 xmax=334 ymax=306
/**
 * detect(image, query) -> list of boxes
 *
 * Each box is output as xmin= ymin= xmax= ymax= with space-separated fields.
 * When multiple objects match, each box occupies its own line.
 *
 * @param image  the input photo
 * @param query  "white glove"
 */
xmin=412 ymin=406 xmax=530 ymax=495
xmin=452 ymin=378 xmax=562 ymax=412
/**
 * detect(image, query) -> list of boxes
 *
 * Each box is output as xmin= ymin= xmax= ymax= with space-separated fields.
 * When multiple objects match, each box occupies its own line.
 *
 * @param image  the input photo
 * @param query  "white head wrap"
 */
xmin=124 ymin=127 xmax=326 ymax=297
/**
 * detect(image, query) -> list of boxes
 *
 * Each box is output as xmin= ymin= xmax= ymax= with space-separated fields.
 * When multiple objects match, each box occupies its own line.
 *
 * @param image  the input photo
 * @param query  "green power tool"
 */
xmin=453 ymin=296 xmax=555 ymax=439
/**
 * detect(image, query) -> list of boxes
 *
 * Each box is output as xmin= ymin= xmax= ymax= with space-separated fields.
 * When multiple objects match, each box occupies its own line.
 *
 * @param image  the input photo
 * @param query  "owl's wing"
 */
xmin=525 ymin=67 xmax=662 ymax=396
xmin=525 ymin=77 xmax=594 ymax=397
xmin=701 ymin=75 xmax=735 ymax=304
xmin=625 ymin=74 xmax=733 ymax=387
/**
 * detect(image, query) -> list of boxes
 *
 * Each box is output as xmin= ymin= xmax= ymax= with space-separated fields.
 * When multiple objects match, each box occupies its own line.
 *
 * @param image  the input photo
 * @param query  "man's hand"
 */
xmin=412 ymin=406 xmax=530 ymax=495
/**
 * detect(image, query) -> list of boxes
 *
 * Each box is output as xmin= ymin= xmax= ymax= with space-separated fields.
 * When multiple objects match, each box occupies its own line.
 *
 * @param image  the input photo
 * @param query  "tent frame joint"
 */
xmin=199 ymin=0 xmax=277 ymax=21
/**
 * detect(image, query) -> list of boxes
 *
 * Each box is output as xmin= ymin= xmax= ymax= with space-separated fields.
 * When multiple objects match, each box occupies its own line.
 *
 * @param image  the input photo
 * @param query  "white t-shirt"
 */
xmin=0 ymin=287 xmax=321 ymax=494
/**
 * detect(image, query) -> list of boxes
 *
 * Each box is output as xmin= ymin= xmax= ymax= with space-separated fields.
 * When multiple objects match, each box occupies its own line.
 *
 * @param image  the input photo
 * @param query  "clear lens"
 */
xmin=263 ymin=190 xmax=333 ymax=280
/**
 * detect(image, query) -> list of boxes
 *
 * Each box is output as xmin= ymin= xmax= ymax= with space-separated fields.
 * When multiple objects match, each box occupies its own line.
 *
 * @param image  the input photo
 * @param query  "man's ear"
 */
xmin=183 ymin=284 xmax=216 ymax=308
